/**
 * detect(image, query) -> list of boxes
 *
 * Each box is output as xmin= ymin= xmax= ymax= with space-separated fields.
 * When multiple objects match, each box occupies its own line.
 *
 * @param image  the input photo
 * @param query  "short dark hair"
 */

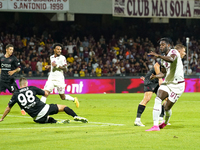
xmin=158 ymin=37 xmax=173 ymax=46
xmin=6 ymin=44 xmax=14 ymax=49
xmin=52 ymin=43 xmax=63 ymax=49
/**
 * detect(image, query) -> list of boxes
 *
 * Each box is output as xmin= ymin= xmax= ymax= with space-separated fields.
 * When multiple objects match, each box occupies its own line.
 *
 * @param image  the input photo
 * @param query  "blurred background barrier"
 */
xmin=1 ymin=76 xmax=199 ymax=95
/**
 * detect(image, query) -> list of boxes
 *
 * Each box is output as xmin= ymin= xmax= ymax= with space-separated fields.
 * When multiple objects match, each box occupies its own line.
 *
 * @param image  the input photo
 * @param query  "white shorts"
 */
xmin=159 ymin=82 xmax=185 ymax=103
xmin=44 ymin=79 xmax=66 ymax=94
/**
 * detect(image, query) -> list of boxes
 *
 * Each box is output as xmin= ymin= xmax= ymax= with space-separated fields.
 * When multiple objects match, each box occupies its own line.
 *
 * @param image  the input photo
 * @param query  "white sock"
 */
xmin=65 ymin=95 xmax=74 ymax=101
xmin=165 ymin=109 xmax=172 ymax=124
xmin=41 ymin=96 xmax=47 ymax=103
xmin=153 ymin=97 xmax=162 ymax=126
xmin=135 ymin=118 xmax=141 ymax=122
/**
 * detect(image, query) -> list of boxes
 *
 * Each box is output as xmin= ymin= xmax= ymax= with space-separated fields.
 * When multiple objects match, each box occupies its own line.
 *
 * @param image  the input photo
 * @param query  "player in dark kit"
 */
xmin=0 ymin=44 xmax=20 ymax=93
xmin=134 ymin=62 xmax=167 ymax=126
xmin=0 ymin=77 xmax=88 ymax=124
xmin=0 ymin=44 xmax=26 ymax=115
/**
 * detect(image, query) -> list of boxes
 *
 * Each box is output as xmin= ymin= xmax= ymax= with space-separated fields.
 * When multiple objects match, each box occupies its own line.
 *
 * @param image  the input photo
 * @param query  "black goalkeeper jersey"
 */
xmin=8 ymin=86 xmax=46 ymax=118
xmin=0 ymin=55 xmax=20 ymax=82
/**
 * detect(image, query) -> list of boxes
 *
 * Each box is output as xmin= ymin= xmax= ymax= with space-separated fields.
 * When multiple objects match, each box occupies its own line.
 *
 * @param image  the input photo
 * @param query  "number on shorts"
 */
xmin=170 ymin=92 xmax=177 ymax=99
xmin=57 ymin=87 xmax=63 ymax=92
xmin=18 ymin=90 xmax=35 ymax=106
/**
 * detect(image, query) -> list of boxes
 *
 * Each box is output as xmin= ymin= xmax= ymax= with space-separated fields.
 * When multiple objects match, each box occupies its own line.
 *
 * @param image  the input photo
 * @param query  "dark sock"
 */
xmin=47 ymin=117 xmax=57 ymax=123
xmin=160 ymin=105 xmax=165 ymax=117
xmin=136 ymin=104 xmax=146 ymax=118
xmin=64 ymin=107 xmax=77 ymax=117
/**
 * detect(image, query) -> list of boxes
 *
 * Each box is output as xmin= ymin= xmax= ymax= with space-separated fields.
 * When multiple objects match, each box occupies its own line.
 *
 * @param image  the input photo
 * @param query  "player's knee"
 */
xmin=146 ymin=97 xmax=151 ymax=102
xmin=145 ymin=96 xmax=151 ymax=102
xmin=164 ymin=105 xmax=170 ymax=111
xmin=140 ymin=98 xmax=150 ymax=105
xmin=44 ymin=90 xmax=50 ymax=97
xmin=60 ymin=95 xmax=65 ymax=100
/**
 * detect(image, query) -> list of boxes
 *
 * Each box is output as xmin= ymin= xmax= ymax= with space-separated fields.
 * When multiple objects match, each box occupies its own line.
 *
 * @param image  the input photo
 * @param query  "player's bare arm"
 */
xmin=8 ymin=67 xmax=21 ymax=76
xmin=150 ymin=72 xmax=165 ymax=80
xmin=154 ymin=62 xmax=163 ymax=85
xmin=42 ymin=90 xmax=49 ymax=97
xmin=0 ymin=106 xmax=11 ymax=122
xmin=148 ymin=51 xmax=177 ymax=63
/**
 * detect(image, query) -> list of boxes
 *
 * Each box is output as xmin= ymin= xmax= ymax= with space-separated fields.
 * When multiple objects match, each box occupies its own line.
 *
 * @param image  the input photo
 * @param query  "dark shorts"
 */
xmin=0 ymin=80 xmax=19 ymax=93
xmin=144 ymin=82 xmax=159 ymax=94
xmin=34 ymin=104 xmax=59 ymax=123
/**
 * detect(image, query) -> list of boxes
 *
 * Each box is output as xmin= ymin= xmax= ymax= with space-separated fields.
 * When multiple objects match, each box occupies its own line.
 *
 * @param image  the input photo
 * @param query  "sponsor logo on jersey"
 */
xmin=1 ymin=63 xmax=11 ymax=68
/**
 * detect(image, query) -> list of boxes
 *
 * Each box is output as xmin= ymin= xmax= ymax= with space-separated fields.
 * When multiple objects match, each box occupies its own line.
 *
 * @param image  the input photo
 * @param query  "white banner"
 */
xmin=0 ymin=0 xmax=8 ymax=10
xmin=0 ymin=0 xmax=69 ymax=12
xmin=113 ymin=0 xmax=200 ymax=18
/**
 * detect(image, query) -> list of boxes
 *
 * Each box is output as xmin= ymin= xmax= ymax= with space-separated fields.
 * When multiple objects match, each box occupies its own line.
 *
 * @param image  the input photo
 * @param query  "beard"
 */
xmin=161 ymin=47 xmax=168 ymax=54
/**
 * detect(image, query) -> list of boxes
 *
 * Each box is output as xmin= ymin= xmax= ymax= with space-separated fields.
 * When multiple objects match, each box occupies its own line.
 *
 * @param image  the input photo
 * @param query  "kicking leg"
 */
xmin=59 ymin=94 xmax=79 ymax=108
xmin=146 ymin=89 xmax=168 ymax=131
xmin=134 ymin=92 xmax=153 ymax=126
xmin=159 ymin=99 xmax=174 ymax=129
xmin=57 ymin=104 xmax=88 ymax=123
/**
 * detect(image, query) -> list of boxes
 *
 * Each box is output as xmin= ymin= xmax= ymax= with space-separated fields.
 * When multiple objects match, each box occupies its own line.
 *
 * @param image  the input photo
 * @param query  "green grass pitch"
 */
xmin=0 ymin=93 xmax=200 ymax=150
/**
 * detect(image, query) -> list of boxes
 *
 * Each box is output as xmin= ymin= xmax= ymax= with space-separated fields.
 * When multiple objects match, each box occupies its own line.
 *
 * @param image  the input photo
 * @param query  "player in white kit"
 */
xmin=41 ymin=43 xmax=79 ymax=109
xmin=146 ymin=38 xmax=186 ymax=131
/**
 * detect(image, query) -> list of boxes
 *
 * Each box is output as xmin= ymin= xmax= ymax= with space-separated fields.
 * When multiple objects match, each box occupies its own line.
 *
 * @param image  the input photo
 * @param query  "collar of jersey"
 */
xmin=54 ymin=55 xmax=60 ymax=58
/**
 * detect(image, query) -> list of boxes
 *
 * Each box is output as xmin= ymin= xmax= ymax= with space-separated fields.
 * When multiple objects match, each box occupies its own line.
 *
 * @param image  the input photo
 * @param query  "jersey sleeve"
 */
xmin=0 ymin=56 xmax=2 ymax=69
xmin=62 ymin=56 xmax=68 ymax=67
xmin=30 ymin=86 xmax=45 ymax=96
xmin=157 ymin=60 xmax=161 ymax=66
xmin=63 ymin=56 xmax=67 ymax=66
xmin=8 ymin=94 xmax=17 ymax=107
xmin=13 ymin=56 xmax=21 ymax=68
xmin=50 ymin=56 xmax=52 ymax=62
xmin=169 ymin=49 xmax=178 ymax=59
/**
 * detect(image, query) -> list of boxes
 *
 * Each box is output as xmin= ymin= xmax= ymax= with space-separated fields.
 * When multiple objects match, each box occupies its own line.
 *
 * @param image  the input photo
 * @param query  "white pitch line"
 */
xmin=0 ymin=125 xmax=119 ymax=131
xmin=89 ymin=121 xmax=124 ymax=126
xmin=0 ymin=114 xmax=124 ymax=130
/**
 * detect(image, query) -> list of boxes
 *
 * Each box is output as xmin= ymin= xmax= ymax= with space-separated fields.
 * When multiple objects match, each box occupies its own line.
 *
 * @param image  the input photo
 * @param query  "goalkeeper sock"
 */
xmin=135 ymin=104 xmax=146 ymax=121
xmin=160 ymin=105 xmax=165 ymax=117
xmin=64 ymin=107 xmax=77 ymax=117
xmin=65 ymin=95 xmax=74 ymax=101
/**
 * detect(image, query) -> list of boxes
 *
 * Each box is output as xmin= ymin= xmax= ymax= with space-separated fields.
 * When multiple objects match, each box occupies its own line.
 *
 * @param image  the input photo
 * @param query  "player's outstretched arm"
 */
xmin=8 ymin=68 xmax=21 ymax=76
xmin=0 ymin=106 xmax=11 ymax=122
xmin=148 ymin=51 xmax=177 ymax=63
xmin=154 ymin=62 xmax=163 ymax=85
xmin=150 ymin=72 xmax=165 ymax=80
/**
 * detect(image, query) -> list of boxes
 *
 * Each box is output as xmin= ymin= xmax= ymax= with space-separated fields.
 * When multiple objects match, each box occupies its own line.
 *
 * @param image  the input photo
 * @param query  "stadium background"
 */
xmin=0 ymin=0 xmax=200 ymax=94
